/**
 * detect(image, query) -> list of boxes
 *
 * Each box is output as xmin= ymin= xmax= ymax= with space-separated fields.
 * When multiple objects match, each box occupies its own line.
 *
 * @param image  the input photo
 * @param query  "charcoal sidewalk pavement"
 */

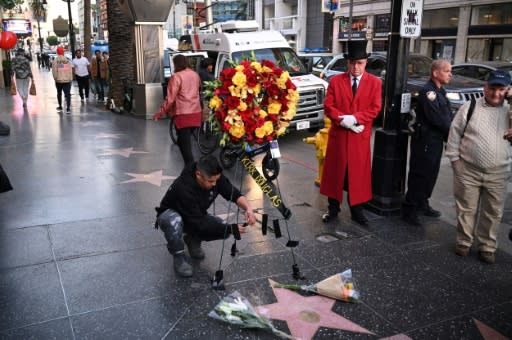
xmin=0 ymin=66 xmax=511 ymax=339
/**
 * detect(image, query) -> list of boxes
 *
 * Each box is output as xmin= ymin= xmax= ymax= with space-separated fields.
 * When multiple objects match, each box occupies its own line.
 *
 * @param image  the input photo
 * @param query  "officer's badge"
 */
xmin=426 ymin=91 xmax=436 ymax=101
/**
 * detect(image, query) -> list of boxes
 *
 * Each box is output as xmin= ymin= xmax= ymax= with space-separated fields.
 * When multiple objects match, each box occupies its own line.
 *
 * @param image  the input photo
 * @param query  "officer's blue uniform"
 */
xmin=403 ymin=79 xmax=453 ymax=218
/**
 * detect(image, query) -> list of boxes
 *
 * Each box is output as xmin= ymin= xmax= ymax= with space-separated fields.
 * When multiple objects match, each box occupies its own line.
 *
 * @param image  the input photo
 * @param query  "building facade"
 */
xmin=334 ymin=0 xmax=512 ymax=63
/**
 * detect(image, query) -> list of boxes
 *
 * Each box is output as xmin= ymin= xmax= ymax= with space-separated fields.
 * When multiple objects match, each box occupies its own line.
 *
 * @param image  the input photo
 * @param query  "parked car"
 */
xmin=320 ymin=53 xmax=485 ymax=113
xmin=297 ymin=52 xmax=333 ymax=77
xmin=451 ymin=61 xmax=512 ymax=82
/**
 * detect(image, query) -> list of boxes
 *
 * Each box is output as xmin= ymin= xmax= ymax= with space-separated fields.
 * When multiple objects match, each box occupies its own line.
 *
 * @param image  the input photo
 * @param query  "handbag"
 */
xmin=29 ymin=79 xmax=36 ymax=96
xmin=10 ymin=77 xmax=17 ymax=96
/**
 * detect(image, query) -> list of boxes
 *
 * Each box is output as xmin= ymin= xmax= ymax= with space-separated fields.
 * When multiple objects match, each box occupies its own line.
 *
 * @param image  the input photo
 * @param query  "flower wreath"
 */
xmin=204 ymin=59 xmax=299 ymax=147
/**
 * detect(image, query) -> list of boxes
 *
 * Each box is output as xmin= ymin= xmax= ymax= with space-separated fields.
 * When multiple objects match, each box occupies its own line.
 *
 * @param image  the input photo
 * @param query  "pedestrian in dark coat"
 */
xmin=402 ymin=60 xmax=453 ymax=226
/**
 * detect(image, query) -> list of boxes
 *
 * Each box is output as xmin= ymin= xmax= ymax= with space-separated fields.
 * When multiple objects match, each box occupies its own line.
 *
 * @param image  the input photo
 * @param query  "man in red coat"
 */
xmin=320 ymin=40 xmax=382 ymax=226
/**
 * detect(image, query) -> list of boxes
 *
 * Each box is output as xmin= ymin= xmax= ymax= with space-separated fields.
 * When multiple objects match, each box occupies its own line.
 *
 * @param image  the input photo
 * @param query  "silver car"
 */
xmin=451 ymin=61 xmax=512 ymax=82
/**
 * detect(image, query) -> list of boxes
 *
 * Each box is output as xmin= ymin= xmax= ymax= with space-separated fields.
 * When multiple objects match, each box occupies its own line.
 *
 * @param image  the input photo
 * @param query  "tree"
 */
xmin=106 ymin=1 xmax=136 ymax=110
xmin=46 ymin=36 xmax=59 ymax=46
xmin=83 ymin=0 xmax=91 ymax=59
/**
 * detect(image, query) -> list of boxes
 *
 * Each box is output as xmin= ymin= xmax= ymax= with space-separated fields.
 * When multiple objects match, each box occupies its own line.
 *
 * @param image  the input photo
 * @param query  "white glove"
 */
xmin=349 ymin=124 xmax=365 ymax=133
xmin=339 ymin=115 xmax=357 ymax=128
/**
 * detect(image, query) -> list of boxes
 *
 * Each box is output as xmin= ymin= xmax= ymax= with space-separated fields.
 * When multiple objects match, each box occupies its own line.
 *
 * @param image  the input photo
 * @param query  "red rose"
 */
xmin=262 ymin=60 xmax=275 ymax=69
xmin=225 ymin=96 xmax=240 ymax=110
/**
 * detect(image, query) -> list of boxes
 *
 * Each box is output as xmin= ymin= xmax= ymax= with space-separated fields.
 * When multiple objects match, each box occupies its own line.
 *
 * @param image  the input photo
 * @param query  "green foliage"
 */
xmin=46 ymin=36 xmax=59 ymax=46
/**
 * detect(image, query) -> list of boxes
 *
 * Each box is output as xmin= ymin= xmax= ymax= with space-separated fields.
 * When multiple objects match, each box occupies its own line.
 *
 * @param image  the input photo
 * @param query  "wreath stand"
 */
xmin=211 ymin=142 xmax=305 ymax=290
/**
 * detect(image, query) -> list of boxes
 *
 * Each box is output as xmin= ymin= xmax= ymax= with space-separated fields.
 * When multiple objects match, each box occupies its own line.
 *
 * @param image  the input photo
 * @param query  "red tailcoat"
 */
xmin=319 ymin=71 xmax=382 ymax=206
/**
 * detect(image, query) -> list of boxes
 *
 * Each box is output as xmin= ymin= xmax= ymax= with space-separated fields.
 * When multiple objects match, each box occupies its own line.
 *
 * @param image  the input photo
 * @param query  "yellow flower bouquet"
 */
xmin=205 ymin=59 xmax=299 ymax=146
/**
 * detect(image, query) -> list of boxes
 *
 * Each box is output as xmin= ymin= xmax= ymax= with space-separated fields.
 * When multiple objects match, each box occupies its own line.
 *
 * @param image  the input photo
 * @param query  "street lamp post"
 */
xmin=63 ymin=0 xmax=76 ymax=57
xmin=35 ymin=0 xmax=47 ymax=53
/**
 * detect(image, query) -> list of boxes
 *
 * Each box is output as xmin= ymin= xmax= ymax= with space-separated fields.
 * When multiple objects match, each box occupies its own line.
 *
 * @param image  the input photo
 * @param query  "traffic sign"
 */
xmin=400 ymin=0 xmax=423 ymax=38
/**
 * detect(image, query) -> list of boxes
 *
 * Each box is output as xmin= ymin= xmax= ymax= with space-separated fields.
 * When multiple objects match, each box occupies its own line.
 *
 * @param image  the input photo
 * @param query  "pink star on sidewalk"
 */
xmin=99 ymin=147 xmax=148 ymax=158
xmin=120 ymin=170 xmax=176 ymax=186
xmin=255 ymin=279 xmax=373 ymax=340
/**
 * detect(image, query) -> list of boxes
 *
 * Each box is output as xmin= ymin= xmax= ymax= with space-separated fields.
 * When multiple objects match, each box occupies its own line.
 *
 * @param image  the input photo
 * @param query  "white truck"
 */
xmin=177 ymin=20 xmax=328 ymax=131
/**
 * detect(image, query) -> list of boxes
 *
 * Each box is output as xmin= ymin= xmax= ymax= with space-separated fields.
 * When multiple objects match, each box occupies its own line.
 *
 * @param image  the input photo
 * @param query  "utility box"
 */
xmin=133 ymin=83 xmax=163 ymax=120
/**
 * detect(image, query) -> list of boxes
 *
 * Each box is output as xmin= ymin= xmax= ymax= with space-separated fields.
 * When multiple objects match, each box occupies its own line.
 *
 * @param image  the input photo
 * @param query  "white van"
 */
xmin=178 ymin=20 xmax=328 ymax=131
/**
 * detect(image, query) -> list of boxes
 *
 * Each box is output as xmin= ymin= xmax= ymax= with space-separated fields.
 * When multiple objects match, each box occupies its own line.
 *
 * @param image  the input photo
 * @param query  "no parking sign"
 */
xmin=400 ymin=0 xmax=423 ymax=38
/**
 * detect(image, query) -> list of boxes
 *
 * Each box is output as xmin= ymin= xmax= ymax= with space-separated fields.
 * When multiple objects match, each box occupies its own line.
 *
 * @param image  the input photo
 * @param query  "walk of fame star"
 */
xmin=99 ymin=147 xmax=148 ymax=158
xmin=255 ymin=279 xmax=373 ymax=340
xmin=120 ymin=170 xmax=176 ymax=186
xmin=473 ymin=318 xmax=508 ymax=340
xmin=95 ymin=133 xmax=123 ymax=139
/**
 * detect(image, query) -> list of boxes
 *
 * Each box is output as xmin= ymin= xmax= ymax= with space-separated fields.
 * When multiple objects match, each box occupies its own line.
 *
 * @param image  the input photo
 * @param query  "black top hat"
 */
xmin=343 ymin=40 xmax=370 ymax=60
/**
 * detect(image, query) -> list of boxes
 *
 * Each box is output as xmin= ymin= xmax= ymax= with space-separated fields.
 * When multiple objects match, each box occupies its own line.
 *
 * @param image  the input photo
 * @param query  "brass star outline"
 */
xmin=120 ymin=170 xmax=176 ymax=187
xmin=99 ymin=147 xmax=148 ymax=158
xmin=255 ymin=279 xmax=374 ymax=339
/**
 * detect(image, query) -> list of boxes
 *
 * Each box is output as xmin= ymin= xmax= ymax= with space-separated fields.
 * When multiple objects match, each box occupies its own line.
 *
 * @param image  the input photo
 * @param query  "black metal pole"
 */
xmin=367 ymin=0 xmax=410 ymax=215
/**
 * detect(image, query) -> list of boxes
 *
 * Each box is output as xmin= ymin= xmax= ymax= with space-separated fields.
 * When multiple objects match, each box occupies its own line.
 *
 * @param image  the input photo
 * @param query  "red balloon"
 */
xmin=0 ymin=31 xmax=18 ymax=50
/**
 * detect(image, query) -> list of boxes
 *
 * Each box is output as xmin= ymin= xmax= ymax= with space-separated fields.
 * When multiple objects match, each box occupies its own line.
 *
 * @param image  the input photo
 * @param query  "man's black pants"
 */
xmin=157 ymin=209 xmax=230 ymax=254
xmin=75 ymin=75 xmax=90 ymax=100
xmin=403 ymin=135 xmax=444 ymax=215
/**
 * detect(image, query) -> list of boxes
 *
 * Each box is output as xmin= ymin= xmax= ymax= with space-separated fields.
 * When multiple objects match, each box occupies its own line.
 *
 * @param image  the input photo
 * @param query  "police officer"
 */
xmin=402 ymin=60 xmax=453 ymax=226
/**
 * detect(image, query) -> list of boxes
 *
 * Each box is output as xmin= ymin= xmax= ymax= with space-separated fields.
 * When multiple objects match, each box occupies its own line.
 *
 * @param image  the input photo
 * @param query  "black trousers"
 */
xmin=403 ymin=135 xmax=444 ymax=214
xmin=157 ymin=209 xmax=230 ymax=254
xmin=55 ymin=82 xmax=71 ymax=109
xmin=75 ymin=75 xmax=90 ymax=99
xmin=177 ymin=127 xmax=195 ymax=166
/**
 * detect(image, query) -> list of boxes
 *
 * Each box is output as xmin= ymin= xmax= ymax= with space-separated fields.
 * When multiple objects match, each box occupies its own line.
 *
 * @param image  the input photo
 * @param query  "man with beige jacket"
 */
xmin=446 ymin=70 xmax=512 ymax=264
xmin=51 ymin=47 xmax=74 ymax=113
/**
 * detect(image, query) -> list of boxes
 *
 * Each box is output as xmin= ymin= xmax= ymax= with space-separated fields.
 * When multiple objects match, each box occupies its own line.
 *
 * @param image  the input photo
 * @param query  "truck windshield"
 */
xmin=232 ymin=48 xmax=308 ymax=76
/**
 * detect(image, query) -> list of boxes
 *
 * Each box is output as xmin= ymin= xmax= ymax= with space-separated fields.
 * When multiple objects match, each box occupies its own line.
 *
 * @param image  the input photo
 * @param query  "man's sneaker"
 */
xmin=455 ymin=244 xmax=470 ymax=257
xmin=173 ymin=253 xmax=193 ymax=277
xmin=424 ymin=205 xmax=441 ymax=217
xmin=66 ymin=107 xmax=71 ymax=113
xmin=478 ymin=251 xmax=495 ymax=264
xmin=184 ymin=234 xmax=205 ymax=259
xmin=57 ymin=106 xmax=63 ymax=111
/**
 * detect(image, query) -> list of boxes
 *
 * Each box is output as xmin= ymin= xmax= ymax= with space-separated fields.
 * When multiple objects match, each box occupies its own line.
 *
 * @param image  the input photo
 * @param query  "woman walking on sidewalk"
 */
xmin=11 ymin=48 xmax=33 ymax=108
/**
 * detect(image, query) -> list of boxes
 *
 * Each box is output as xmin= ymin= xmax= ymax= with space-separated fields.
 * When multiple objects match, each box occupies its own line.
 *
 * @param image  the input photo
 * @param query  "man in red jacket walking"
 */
xmin=320 ymin=40 xmax=382 ymax=226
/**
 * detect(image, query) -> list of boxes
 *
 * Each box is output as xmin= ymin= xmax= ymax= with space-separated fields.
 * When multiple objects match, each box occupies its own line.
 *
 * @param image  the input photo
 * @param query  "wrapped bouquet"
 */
xmin=272 ymin=269 xmax=360 ymax=303
xmin=208 ymin=291 xmax=293 ymax=339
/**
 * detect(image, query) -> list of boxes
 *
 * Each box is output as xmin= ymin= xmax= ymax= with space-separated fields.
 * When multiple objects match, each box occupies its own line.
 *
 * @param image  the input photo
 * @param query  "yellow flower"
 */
xmin=267 ymin=101 xmax=282 ymax=115
xmin=238 ymin=101 xmax=247 ymax=111
xmin=255 ymin=126 xmax=266 ymax=138
xmin=259 ymin=109 xmax=268 ymax=118
xmin=287 ymin=89 xmax=299 ymax=102
xmin=209 ymin=96 xmax=222 ymax=110
xmin=276 ymin=121 xmax=290 ymax=136
xmin=235 ymin=65 xmax=245 ymax=72
xmin=277 ymin=71 xmax=290 ymax=89
xmin=229 ymin=85 xmax=241 ymax=97
xmin=229 ymin=121 xmax=245 ymax=139
xmin=232 ymin=71 xmax=247 ymax=88
xmin=262 ymin=66 xmax=273 ymax=73
xmin=226 ymin=110 xmax=241 ymax=124
xmin=262 ymin=121 xmax=274 ymax=135
xmin=249 ymin=83 xmax=261 ymax=96
xmin=250 ymin=61 xmax=262 ymax=72
xmin=281 ymin=108 xmax=295 ymax=120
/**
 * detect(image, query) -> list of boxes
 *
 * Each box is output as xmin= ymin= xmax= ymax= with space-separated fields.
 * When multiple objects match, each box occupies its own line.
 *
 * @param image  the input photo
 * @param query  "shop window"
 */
xmin=470 ymin=4 xmax=512 ymax=25
xmin=466 ymin=38 xmax=512 ymax=62
xmin=422 ymin=8 xmax=459 ymax=28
